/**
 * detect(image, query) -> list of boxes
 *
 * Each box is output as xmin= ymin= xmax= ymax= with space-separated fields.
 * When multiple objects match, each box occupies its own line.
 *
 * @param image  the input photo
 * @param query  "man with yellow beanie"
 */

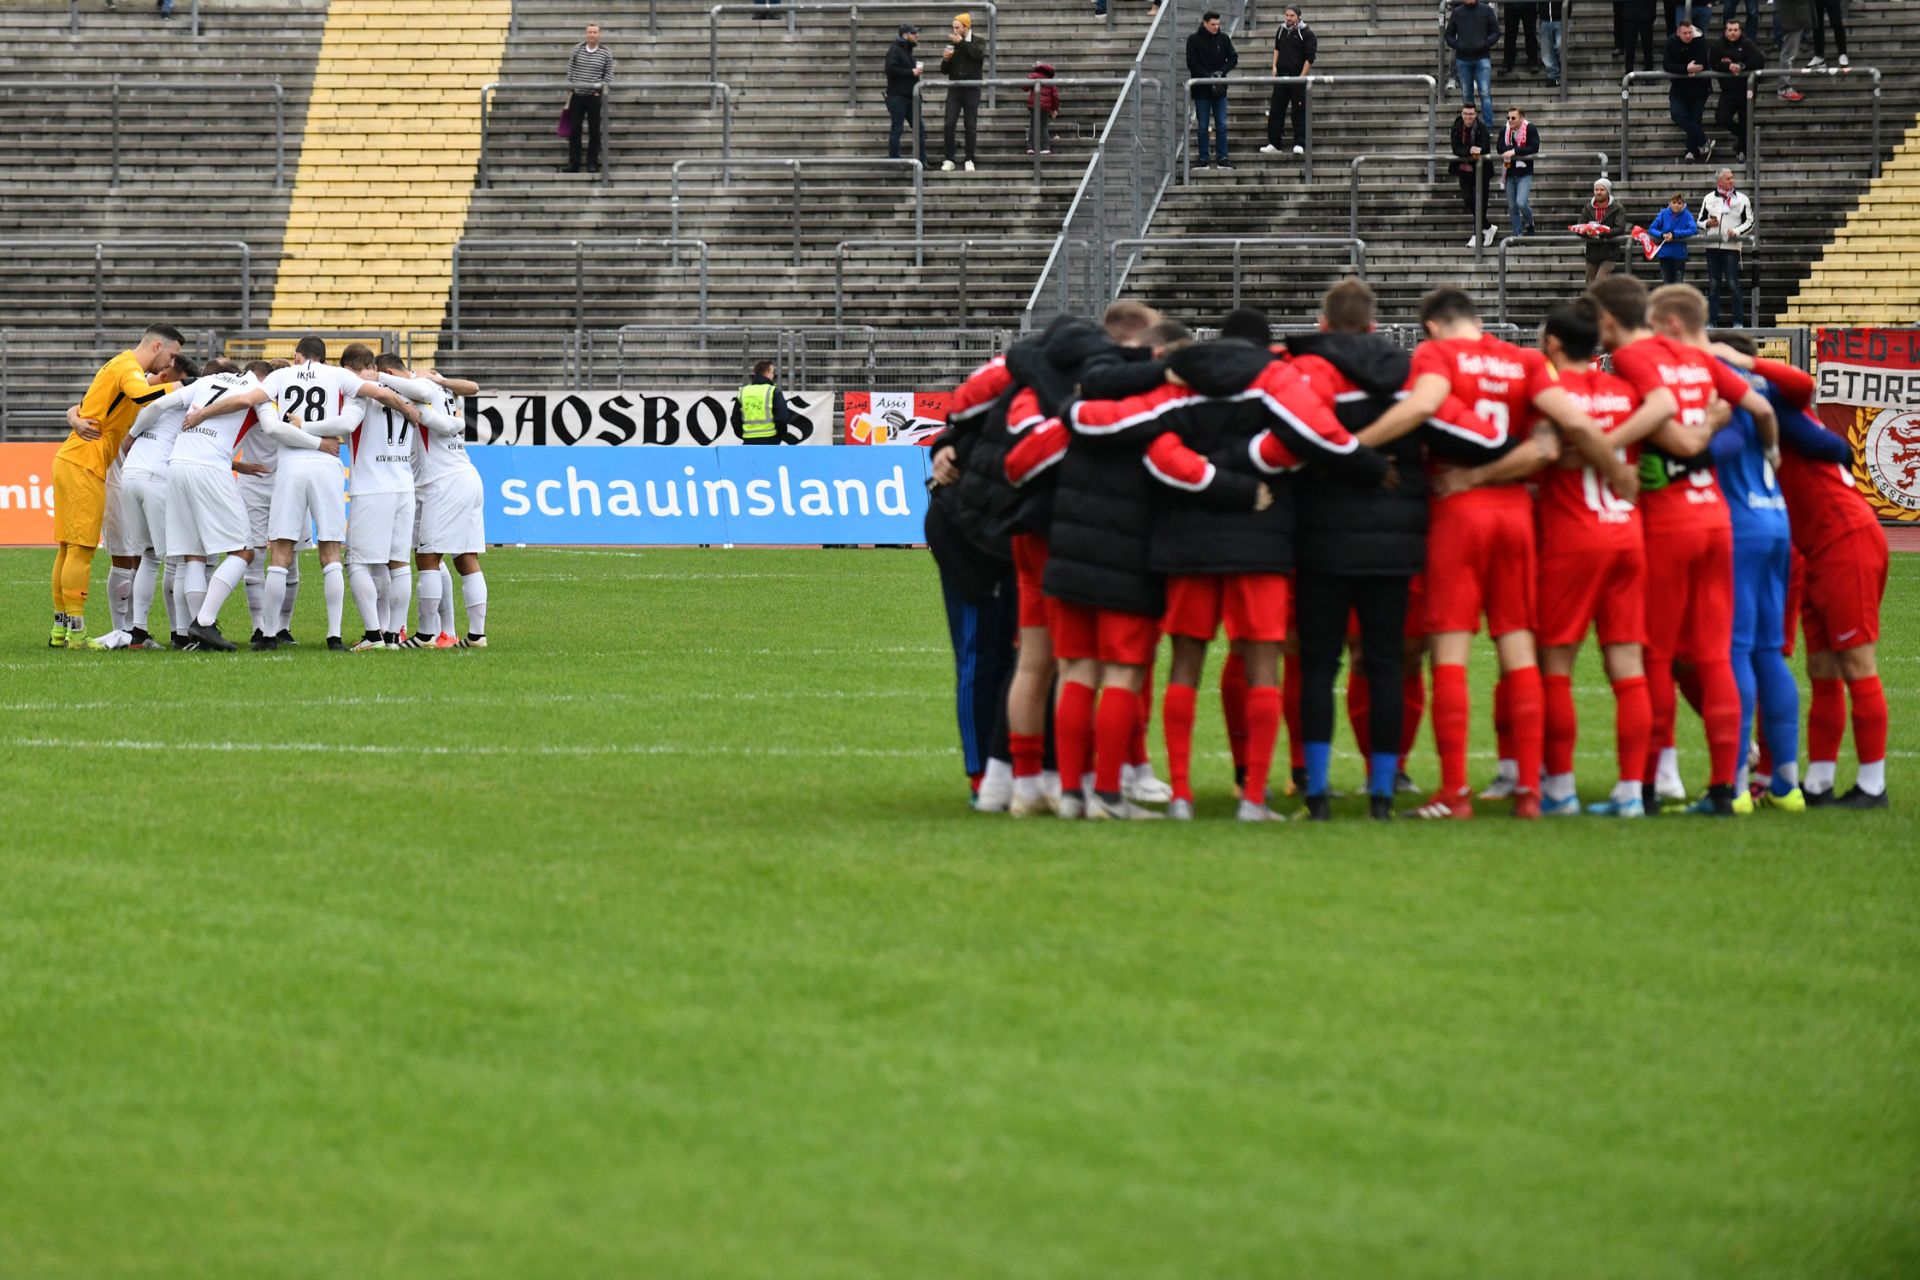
xmin=940 ymin=12 xmax=986 ymax=171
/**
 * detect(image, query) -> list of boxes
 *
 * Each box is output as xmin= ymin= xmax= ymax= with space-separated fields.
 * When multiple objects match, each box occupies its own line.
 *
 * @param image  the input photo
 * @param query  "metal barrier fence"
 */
xmin=1107 ymin=237 xmax=1369 ymax=308
xmin=912 ymin=78 xmax=1145 ymax=185
xmin=1619 ymin=70 xmax=1761 ymax=189
xmin=1493 ymin=232 xmax=1762 ymax=328
xmin=602 ymin=326 xmax=1011 ymax=393
xmin=1182 ymin=75 xmax=1438 ymax=184
xmin=0 ymin=240 xmax=254 ymax=340
xmin=833 ymin=238 xmax=1091 ymax=328
xmin=514 ymin=0 xmax=657 ymax=36
xmin=405 ymin=330 xmax=588 ymax=389
xmin=448 ymin=238 xmax=712 ymax=339
xmin=0 ymin=78 xmax=286 ymax=187
xmin=709 ymin=3 xmax=997 ymax=109
xmin=476 ymin=81 xmax=735 ymax=188
xmin=670 ymin=158 xmax=924 ymax=266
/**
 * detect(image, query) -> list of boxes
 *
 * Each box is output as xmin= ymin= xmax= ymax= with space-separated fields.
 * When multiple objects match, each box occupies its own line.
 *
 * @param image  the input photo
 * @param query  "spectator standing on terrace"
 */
xmin=1500 ymin=105 xmax=1540 ymax=237
xmin=1541 ymin=2 xmax=1565 ymax=87
xmin=1664 ymin=19 xmax=1714 ymax=163
xmin=1446 ymin=0 xmax=1498 ymax=122
xmin=1452 ymin=103 xmax=1496 ymax=247
xmin=1260 ymin=6 xmax=1315 ymax=158
xmin=564 ymin=23 xmax=612 ymax=174
xmin=1807 ymin=0 xmax=1848 ymax=69
xmin=1188 ymin=11 xmax=1239 ymax=169
xmin=1775 ymin=0 xmax=1810 ymax=102
xmin=885 ymin=24 xmax=927 ymax=162
xmin=1721 ymin=0 xmax=1758 ymax=32
xmin=1502 ymin=1 xmax=1541 ymax=75
xmin=732 ymin=360 xmax=798 ymax=445
xmin=1617 ymin=0 xmax=1658 ymax=75
xmin=1648 ymin=189 xmax=1700 ymax=283
xmin=1577 ymin=176 xmax=1627 ymax=284
xmin=940 ymin=13 xmax=987 ymax=172
xmin=1708 ymin=18 xmax=1762 ymax=160
xmin=1025 ymin=63 xmax=1060 ymax=155
xmin=1699 ymin=168 xmax=1754 ymax=325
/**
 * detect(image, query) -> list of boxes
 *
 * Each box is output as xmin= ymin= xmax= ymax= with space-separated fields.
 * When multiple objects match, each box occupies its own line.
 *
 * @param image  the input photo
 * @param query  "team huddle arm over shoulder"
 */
xmin=1254 ymin=365 xmax=1391 ymax=485
xmin=376 ymin=372 xmax=439 ymax=404
xmin=304 ymin=397 xmax=371 ymax=440
xmin=1357 ymin=372 xmax=1449 ymax=446
xmin=253 ymin=397 xmax=327 ymax=452
xmin=1779 ymin=405 xmax=1854 ymax=463
xmin=1068 ymin=380 xmax=1187 ymax=448
xmin=183 ymin=382 xmax=265 ymax=426
xmin=1750 ymin=357 xmax=1813 ymax=409
xmin=1141 ymin=432 xmax=1264 ymax=510
xmin=1004 ymin=416 xmax=1068 ymax=486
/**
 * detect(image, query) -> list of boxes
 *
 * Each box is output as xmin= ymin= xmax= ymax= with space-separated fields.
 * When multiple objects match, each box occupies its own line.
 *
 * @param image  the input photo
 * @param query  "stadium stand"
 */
xmin=1785 ymin=118 xmax=1920 ymax=325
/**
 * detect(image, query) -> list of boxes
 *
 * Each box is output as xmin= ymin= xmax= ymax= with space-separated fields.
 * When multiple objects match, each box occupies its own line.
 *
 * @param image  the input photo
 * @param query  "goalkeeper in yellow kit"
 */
xmin=50 ymin=324 xmax=184 ymax=647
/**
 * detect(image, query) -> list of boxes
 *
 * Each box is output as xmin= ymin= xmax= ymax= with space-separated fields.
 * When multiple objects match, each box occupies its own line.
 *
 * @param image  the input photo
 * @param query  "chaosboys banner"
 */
xmin=470 ymin=444 xmax=929 ymax=545
xmin=464 ymin=390 xmax=836 ymax=447
xmin=1814 ymin=327 xmax=1920 ymax=522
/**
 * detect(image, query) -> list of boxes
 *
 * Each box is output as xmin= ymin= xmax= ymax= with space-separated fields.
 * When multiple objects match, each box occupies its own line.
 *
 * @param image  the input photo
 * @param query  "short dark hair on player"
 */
xmin=1102 ymin=299 xmax=1163 ymax=345
xmin=1712 ymin=329 xmax=1759 ymax=357
xmin=201 ymin=357 xmax=238 ymax=376
xmin=1320 ymin=278 xmax=1376 ymax=333
xmin=339 ymin=343 xmax=377 ymax=372
xmin=375 ymin=353 xmax=408 ymax=374
xmin=294 ymin=336 xmax=328 ymax=362
xmin=1218 ymin=308 xmax=1272 ymax=347
xmin=1543 ymin=298 xmax=1601 ymax=361
xmin=1418 ymin=286 xmax=1478 ymax=327
xmin=143 ymin=323 xmax=185 ymax=346
xmin=170 ymin=354 xmax=201 ymax=382
xmin=1142 ymin=320 xmax=1195 ymax=351
xmin=1586 ymin=274 xmax=1647 ymax=330
xmin=244 ymin=359 xmax=276 ymax=380
xmin=752 ymin=359 xmax=775 ymax=379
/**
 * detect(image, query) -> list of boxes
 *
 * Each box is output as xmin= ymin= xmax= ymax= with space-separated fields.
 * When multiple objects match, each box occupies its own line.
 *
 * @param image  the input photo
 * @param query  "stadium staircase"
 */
xmin=1783 ymin=117 xmax=1920 ymax=325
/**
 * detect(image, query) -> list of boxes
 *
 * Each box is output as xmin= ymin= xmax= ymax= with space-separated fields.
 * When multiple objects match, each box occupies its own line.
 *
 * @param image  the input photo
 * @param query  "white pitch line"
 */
xmin=5 ymin=736 xmax=955 ymax=760
xmin=0 ymin=688 xmax=938 ymax=713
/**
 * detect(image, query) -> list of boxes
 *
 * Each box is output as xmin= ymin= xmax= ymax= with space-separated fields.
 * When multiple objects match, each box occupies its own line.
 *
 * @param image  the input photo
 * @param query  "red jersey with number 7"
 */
xmin=1407 ymin=333 xmax=1547 ymax=512
xmin=1535 ymin=365 xmax=1642 ymax=551
xmin=1607 ymin=335 xmax=1750 ymax=533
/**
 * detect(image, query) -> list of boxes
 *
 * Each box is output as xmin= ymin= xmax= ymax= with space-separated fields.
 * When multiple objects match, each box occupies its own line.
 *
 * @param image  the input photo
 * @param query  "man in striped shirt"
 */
xmin=566 ymin=24 xmax=613 ymax=173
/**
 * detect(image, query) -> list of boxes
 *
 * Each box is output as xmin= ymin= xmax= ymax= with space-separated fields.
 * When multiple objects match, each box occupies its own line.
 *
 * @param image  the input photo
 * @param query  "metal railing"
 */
xmin=912 ymin=78 xmax=1142 ymax=184
xmin=448 ymin=238 xmax=711 ymax=340
xmin=709 ymin=3 xmax=997 ymax=108
xmin=1495 ymin=232 xmax=1761 ymax=329
xmin=0 ymin=240 xmax=252 ymax=341
xmin=1619 ymin=71 xmax=1763 ymax=184
xmin=1183 ymin=74 xmax=1437 ymax=183
xmin=1347 ymin=150 xmax=1608 ymax=265
xmin=670 ymin=158 xmax=924 ymax=267
xmin=832 ymin=237 xmax=1093 ymax=327
xmin=1107 ymin=237 xmax=1368 ymax=308
xmin=515 ymin=1 xmax=657 ymax=36
xmin=1795 ymin=66 xmax=1886 ymax=179
xmin=72 ymin=0 xmax=201 ymax=36
xmin=477 ymin=81 xmax=735 ymax=187
xmin=0 ymin=78 xmax=285 ymax=187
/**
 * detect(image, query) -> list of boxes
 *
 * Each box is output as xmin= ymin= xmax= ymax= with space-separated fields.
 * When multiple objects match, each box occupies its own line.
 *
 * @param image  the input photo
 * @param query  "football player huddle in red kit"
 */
xmin=925 ymin=275 xmax=1892 ymax=820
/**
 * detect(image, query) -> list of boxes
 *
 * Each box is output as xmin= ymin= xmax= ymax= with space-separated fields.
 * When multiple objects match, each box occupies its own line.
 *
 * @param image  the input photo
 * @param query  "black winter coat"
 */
xmin=1445 ymin=2 xmax=1499 ymax=58
xmin=1665 ymin=33 xmax=1713 ymax=101
xmin=884 ymin=37 xmax=919 ymax=98
xmin=1280 ymin=332 xmax=1429 ymax=577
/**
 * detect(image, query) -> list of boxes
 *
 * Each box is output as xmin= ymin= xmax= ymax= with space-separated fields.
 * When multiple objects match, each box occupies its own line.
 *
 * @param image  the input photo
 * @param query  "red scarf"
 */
xmin=1505 ymin=121 xmax=1528 ymax=148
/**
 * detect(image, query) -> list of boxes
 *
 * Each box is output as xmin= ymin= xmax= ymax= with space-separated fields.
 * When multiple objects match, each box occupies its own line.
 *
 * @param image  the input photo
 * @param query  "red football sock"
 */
xmin=1009 ymin=731 xmax=1045 ymax=781
xmin=1347 ymin=669 xmax=1373 ymax=756
xmin=1612 ymin=674 xmax=1651 ymax=786
xmin=1057 ymin=681 xmax=1095 ymax=798
xmin=1543 ymin=673 xmax=1577 ymax=778
xmin=1848 ymin=675 xmax=1888 ymax=766
xmin=1506 ymin=665 xmax=1544 ymax=793
xmin=1244 ymin=685 xmax=1282 ymax=806
xmin=1431 ymin=662 xmax=1470 ymax=795
xmin=968 ymin=772 xmax=983 ymax=793
xmin=1163 ymin=683 xmax=1197 ymax=802
xmin=1676 ymin=661 xmax=1706 ymax=720
xmin=1399 ymin=666 xmax=1426 ymax=765
xmin=1094 ymin=686 xmax=1138 ymax=795
xmin=1644 ymin=659 xmax=1677 ymax=783
xmin=1697 ymin=658 xmax=1741 ymax=787
xmin=1283 ymin=651 xmax=1305 ymax=771
xmin=1808 ymin=676 xmax=1846 ymax=764
xmin=1221 ymin=653 xmax=1249 ymax=775
xmin=1493 ymin=671 xmax=1515 ymax=764
xmin=1130 ymin=667 xmax=1154 ymax=767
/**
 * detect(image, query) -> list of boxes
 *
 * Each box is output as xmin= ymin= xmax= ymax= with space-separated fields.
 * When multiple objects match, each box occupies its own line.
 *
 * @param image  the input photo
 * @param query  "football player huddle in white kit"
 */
xmin=83 ymin=335 xmax=492 ymax=653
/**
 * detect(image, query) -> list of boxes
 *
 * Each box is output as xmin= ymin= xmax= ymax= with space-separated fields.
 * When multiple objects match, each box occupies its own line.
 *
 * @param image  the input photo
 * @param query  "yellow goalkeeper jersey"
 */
xmin=54 ymin=351 xmax=175 ymax=479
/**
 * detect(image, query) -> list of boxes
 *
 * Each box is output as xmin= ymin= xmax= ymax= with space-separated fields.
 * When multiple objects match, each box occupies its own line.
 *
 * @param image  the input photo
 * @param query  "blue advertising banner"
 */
xmin=469 ymin=445 xmax=932 ymax=545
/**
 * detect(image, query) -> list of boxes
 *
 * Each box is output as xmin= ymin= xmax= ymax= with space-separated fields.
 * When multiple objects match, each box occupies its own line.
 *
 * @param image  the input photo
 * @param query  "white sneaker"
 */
xmin=975 ymin=774 xmax=1013 ymax=813
xmin=1088 ymin=794 xmax=1165 ymax=821
xmin=1259 ymin=143 xmax=1281 ymax=154
xmin=1839 ymin=53 xmax=1850 ymax=68
xmin=350 ymin=636 xmax=385 ymax=652
xmin=1041 ymin=771 xmax=1062 ymax=806
xmin=1805 ymin=55 xmax=1826 ymax=68
xmin=1009 ymin=788 xmax=1057 ymax=818
xmin=1466 ymin=234 xmax=1481 ymax=248
xmin=940 ymin=159 xmax=955 ymax=172
xmin=87 ymin=629 xmax=132 ymax=650
xmin=963 ymin=160 xmax=976 ymax=172
xmin=1292 ymin=144 xmax=1304 ymax=155
xmin=1478 ymin=773 xmax=1518 ymax=801
xmin=1236 ymin=799 xmax=1280 ymax=822
xmin=1482 ymin=225 xmax=1498 ymax=245
xmin=1166 ymin=798 xmax=1194 ymax=821
xmin=1123 ymin=763 xmax=1174 ymax=805
xmin=1656 ymin=777 xmax=1688 ymax=803
xmin=1057 ymin=793 xmax=1086 ymax=820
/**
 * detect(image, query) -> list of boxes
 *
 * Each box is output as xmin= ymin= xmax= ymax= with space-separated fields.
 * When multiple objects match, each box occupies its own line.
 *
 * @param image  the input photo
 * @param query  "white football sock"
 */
xmin=1774 ymin=760 xmax=1800 ymax=790
xmin=1612 ymin=779 xmax=1642 ymax=804
xmin=281 ymin=562 xmax=301 ymax=631
xmin=1857 ymin=759 xmax=1886 ymax=796
xmin=1543 ymin=772 xmax=1576 ymax=802
xmin=386 ymin=565 xmax=412 ymax=634
xmin=348 ymin=564 xmax=383 ymax=637
xmin=1805 ymin=761 xmax=1836 ymax=794
xmin=184 ymin=559 xmax=208 ymax=623
xmin=983 ymin=758 xmax=1013 ymax=787
xmin=322 ymin=561 xmax=345 ymax=638
xmin=1013 ymin=775 xmax=1042 ymax=802
xmin=108 ymin=565 xmax=135 ymax=633
xmin=460 ymin=569 xmax=487 ymax=636
xmin=165 ymin=559 xmax=183 ymax=635
xmin=416 ymin=567 xmax=443 ymax=639
xmin=1735 ymin=762 xmax=1750 ymax=794
xmin=1656 ymin=747 xmax=1681 ymax=789
xmin=440 ymin=565 xmax=455 ymax=633
xmin=1496 ymin=757 xmax=1518 ymax=783
xmin=262 ymin=565 xmax=288 ymax=637
xmin=243 ymin=552 xmax=267 ymax=634
xmin=195 ymin=555 xmax=248 ymax=627
xmin=131 ymin=554 xmax=160 ymax=630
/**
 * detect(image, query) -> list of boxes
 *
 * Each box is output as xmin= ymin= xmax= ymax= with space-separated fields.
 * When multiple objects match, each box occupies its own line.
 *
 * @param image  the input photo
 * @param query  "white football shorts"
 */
xmin=348 ymin=489 xmax=415 ymax=565
xmin=165 ymin=462 xmax=249 ymax=558
xmin=415 ymin=471 xmax=486 ymax=555
xmin=268 ymin=456 xmax=345 ymax=545
xmin=119 ymin=466 xmax=169 ymax=559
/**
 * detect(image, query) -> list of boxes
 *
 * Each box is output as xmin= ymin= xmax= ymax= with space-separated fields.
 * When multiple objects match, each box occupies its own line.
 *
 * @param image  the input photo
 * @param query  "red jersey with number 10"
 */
xmin=1607 ymin=335 xmax=1750 ymax=533
xmin=1535 ymin=365 xmax=1642 ymax=551
xmin=1408 ymin=333 xmax=1548 ymax=512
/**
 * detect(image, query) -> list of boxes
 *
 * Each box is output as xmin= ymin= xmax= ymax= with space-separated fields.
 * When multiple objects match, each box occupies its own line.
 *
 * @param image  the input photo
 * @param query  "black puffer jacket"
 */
xmin=1281 ymin=332 xmax=1429 ymax=577
xmin=1041 ymin=353 xmax=1179 ymax=617
xmin=940 ymin=354 xmax=1018 ymax=563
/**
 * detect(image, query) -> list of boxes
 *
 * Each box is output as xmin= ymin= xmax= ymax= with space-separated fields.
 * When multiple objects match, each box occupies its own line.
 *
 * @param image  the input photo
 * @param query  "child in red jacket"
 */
xmin=1026 ymin=63 xmax=1059 ymax=154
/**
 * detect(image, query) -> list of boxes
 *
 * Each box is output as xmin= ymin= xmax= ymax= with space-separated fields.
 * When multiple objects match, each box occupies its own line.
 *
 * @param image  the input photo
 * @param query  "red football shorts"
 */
xmin=1049 ymin=598 xmax=1161 ymax=665
xmin=1642 ymin=520 xmax=1733 ymax=662
xmin=1535 ymin=544 xmax=1648 ymax=649
xmin=1800 ymin=527 xmax=1888 ymax=654
xmin=1422 ymin=497 xmax=1537 ymax=637
xmin=1164 ymin=572 xmax=1290 ymax=643
xmin=1011 ymin=532 xmax=1051 ymax=630
xmin=1404 ymin=572 xmax=1430 ymax=640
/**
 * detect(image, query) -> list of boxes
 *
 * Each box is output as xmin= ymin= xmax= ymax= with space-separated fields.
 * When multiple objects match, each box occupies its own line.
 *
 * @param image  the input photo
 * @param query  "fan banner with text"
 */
xmin=1815 ymin=327 xmax=1920 ymax=523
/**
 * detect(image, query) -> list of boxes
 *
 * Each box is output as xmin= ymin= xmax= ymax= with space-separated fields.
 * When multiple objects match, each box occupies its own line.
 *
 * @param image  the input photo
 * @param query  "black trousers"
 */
xmin=943 ymin=85 xmax=981 ymax=161
xmin=1715 ymin=85 xmax=1748 ymax=151
xmin=1503 ymin=2 xmax=1540 ymax=67
xmin=1267 ymin=83 xmax=1306 ymax=148
xmin=1458 ymin=165 xmax=1492 ymax=229
xmin=567 ymin=91 xmax=602 ymax=168
xmin=1617 ymin=1 xmax=1657 ymax=72
xmin=1294 ymin=571 xmax=1411 ymax=760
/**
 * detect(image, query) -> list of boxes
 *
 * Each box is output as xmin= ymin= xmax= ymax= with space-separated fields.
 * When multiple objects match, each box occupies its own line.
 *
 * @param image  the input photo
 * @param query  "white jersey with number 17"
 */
xmin=349 ymin=399 xmax=416 ymax=496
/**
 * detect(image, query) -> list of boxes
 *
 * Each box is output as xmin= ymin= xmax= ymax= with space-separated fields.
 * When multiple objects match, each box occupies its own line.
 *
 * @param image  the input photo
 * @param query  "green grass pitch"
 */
xmin=1 ymin=544 xmax=1915 ymax=1279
